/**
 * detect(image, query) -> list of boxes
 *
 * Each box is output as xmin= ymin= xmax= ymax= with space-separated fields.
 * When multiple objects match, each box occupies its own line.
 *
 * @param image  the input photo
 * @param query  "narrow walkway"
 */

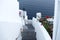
xmin=21 ymin=24 xmax=36 ymax=40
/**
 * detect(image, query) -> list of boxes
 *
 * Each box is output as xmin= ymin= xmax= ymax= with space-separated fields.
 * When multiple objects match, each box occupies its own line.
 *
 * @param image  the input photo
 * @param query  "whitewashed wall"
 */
xmin=0 ymin=0 xmax=22 ymax=40
xmin=53 ymin=0 xmax=60 ymax=40
xmin=32 ymin=17 xmax=51 ymax=40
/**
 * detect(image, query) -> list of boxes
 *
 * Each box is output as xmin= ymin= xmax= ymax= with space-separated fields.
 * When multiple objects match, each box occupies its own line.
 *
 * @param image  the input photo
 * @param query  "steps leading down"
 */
xmin=21 ymin=24 xmax=36 ymax=40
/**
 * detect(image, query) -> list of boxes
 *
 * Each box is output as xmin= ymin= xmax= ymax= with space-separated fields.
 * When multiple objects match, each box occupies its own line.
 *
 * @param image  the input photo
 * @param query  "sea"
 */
xmin=19 ymin=0 xmax=55 ymax=19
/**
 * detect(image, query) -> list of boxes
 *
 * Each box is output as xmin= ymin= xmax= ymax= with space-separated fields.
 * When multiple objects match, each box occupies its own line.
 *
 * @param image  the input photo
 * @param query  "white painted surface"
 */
xmin=53 ymin=0 xmax=58 ymax=40
xmin=53 ymin=0 xmax=60 ymax=40
xmin=0 ymin=0 xmax=22 ymax=40
xmin=0 ymin=0 xmax=19 ymax=20
xmin=32 ymin=17 xmax=51 ymax=40
xmin=0 ymin=22 xmax=22 ymax=40
xmin=47 ymin=18 xmax=53 ymax=22
xmin=36 ymin=12 xmax=42 ymax=20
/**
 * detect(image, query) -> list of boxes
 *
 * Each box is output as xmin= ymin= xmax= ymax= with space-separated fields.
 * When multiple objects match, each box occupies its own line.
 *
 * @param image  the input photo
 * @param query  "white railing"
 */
xmin=32 ymin=17 xmax=51 ymax=40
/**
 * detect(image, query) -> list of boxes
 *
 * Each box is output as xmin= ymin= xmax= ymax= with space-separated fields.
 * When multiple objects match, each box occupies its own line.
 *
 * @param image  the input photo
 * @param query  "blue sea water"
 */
xmin=19 ymin=0 xmax=55 ymax=19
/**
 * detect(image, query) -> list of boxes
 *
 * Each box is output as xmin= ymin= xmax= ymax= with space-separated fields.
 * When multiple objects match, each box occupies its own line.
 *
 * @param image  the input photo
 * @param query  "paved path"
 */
xmin=17 ymin=23 xmax=36 ymax=40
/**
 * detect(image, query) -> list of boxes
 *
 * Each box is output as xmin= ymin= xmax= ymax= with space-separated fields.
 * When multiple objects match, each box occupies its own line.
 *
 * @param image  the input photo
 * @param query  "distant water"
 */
xmin=19 ymin=0 xmax=55 ymax=19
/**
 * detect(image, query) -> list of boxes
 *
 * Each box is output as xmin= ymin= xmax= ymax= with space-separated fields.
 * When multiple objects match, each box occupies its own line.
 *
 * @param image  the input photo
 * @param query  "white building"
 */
xmin=0 ymin=0 xmax=22 ymax=40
